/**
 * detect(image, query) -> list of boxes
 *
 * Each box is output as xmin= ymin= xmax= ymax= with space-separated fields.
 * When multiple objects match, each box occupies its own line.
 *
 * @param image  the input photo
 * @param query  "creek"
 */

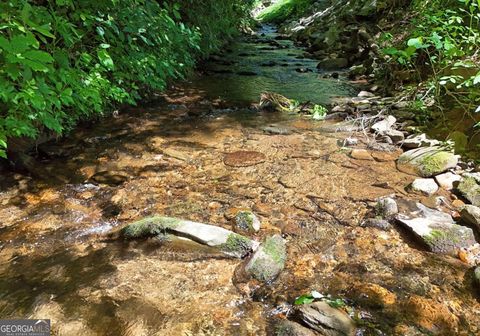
xmin=0 ymin=25 xmax=478 ymax=335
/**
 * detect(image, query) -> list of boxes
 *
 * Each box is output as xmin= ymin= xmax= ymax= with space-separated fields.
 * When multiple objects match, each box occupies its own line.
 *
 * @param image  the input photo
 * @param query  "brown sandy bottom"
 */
xmin=0 ymin=91 xmax=479 ymax=336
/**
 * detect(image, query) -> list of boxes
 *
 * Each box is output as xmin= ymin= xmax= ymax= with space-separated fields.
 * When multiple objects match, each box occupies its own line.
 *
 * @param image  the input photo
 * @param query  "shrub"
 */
xmin=0 ymin=0 xmax=254 ymax=158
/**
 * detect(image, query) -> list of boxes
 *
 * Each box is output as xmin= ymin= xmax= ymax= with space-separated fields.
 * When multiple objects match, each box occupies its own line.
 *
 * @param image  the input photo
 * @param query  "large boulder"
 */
xmin=397 ymin=147 xmax=458 ymax=177
xmin=457 ymin=174 xmax=480 ymax=206
xmin=294 ymin=302 xmax=356 ymax=336
xmin=244 ymin=235 xmax=287 ymax=282
xmin=121 ymin=216 xmax=259 ymax=258
xmin=395 ymin=203 xmax=477 ymax=254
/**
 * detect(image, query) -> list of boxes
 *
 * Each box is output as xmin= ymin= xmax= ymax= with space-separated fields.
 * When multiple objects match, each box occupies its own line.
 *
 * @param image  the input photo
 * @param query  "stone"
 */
xmin=89 ymin=170 xmax=129 ymax=186
xmin=357 ymin=91 xmax=375 ymax=98
xmin=397 ymin=147 xmax=458 ymax=177
xmin=457 ymin=175 xmax=480 ymax=206
xmin=294 ymin=302 xmax=356 ymax=336
xmin=401 ymin=133 xmax=440 ymax=149
xmin=340 ymin=137 xmax=358 ymax=147
xmin=275 ymin=320 xmax=317 ymax=336
xmin=263 ymin=126 xmax=293 ymax=135
xmin=325 ymin=112 xmax=348 ymax=121
xmin=395 ymin=203 xmax=477 ymax=254
xmin=458 ymin=243 xmax=480 ymax=266
xmin=434 ymin=172 xmax=461 ymax=190
xmin=121 ymin=216 xmax=259 ymax=258
xmin=376 ymin=197 xmax=398 ymax=218
xmin=361 ymin=218 xmax=391 ymax=231
xmin=350 ymin=149 xmax=374 ymax=160
xmin=224 ymin=151 xmax=266 ymax=167
xmin=235 ymin=210 xmax=261 ymax=232
xmin=348 ymin=64 xmax=366 ymax=77
xmin=385 ymin=129 xmax=404 ymax=143
xmin=371 ymin=115 xmax=396 ymax=134
xmin=410 ymin=178 xmax=439 ymax=196
xmin=317 ymin=57 xmax=349 ymax=70
xmin=460 ymin=205 xmax=480 ymax=232
xmin=475 ymin=266 xmax=480 ymax=286
xmin=244 ymin=235 xmax=287 ymax=282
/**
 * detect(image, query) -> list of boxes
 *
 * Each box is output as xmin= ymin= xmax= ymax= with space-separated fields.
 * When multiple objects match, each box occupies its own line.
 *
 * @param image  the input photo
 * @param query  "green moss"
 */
xmin=457 ymin=176 xmax=480 ymax=206
xmin=418 ymin=151 xmax=454 ymax=176
xmin=263 ymin=235 xmax=287 ymax=265
xmin=258 ymin=0 xmax=315 ymax=23
xmin=122 ymin=216 xmax=181 ymax=239
xmin=235 ymin=211 xmax=256 ymax=231
xmin=220 ymin=233 xmax=253 ymax=255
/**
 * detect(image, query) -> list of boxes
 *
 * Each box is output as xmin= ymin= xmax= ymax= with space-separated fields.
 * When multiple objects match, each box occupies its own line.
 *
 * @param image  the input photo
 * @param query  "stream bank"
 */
xmin=0 ymin=25 xmax=479 ymax=335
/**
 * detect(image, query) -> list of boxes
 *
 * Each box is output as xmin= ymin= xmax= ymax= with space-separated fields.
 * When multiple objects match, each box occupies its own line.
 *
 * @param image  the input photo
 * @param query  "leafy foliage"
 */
xmin=0 ymin=0 xmax=254 ymax=158
xmin=258 ymin=0 xmax=315 ymax=23
xmin=380 ymin=0 xmax=480 ymax=125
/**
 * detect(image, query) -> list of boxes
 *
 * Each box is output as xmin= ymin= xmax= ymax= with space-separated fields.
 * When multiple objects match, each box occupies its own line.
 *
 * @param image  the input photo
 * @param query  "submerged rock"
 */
xmin=89 ymin=170 xmax=129 ymax=186
xmin=410 ymin=178 xmax=439 ymax=196
xmin=397 ymin=147 xmax=458 ymax=177
xmin=395 ymin=203 xmax=477 ymax=254
xmin=121 ymin=216 xmax=259 ymax=258
xmin=294 ymin=302 xmax=356 ymax=336
xmin=361 ymin=218 xmax=391 ymax=231
xmin=244 ymin=235 xmax=287 ymax=282
xmin=235 ymin=210 xmax=261 ymax=232
xmin=376 ymin=197 xmax=398 ymax=218
xmin=317 ymin=57 xmax=349 ymax=70
xmin=224 ymin=151 xmax=266 ymax=167
xmin=275 ymin=320 xmax=317 ymax=336
xmin=457 ymin=175 xmax=480 ymax=206
xmin=460 ymin=205 xmax=480 ymax=232
xmin=350 ymin=149 xmax=374 ymax=161
xmin=263 ymin=125 xmax=294 ymax=135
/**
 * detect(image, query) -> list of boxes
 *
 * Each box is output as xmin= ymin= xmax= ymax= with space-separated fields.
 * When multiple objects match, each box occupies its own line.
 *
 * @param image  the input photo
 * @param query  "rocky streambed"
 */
xmin=0 ymin=25 xmax=479 ymax=335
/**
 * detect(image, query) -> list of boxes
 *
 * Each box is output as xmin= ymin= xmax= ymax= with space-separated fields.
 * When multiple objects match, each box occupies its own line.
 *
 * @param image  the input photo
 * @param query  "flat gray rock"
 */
xmin=121 ymin=216 xmax=259 ymax=258
xmin=435 ymin=172 xmax=461 ymax=190
xmin=397 ymin=147 xmax=458 ymax=177
xmin=371 ymin=115 xmax=396 ymax=134
xmin=410 ymin=178 xmax=439 ymax=196
xmin=396 ymin=203 xmax=477 ymax=254
xmin=295 ymin=302 xmax=356 ymax=336
xmin=461 ymin=205 xmax=480 ymax=233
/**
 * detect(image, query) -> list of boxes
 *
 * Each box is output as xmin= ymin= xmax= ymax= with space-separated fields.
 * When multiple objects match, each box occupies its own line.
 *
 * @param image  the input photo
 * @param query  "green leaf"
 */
xmin=23 ymin=50 xmax=54 ymax=63
xmin=294 ymin=294 xmax=315 ymax=305
xmin=97 ymin=49 xmax=114 ymax=70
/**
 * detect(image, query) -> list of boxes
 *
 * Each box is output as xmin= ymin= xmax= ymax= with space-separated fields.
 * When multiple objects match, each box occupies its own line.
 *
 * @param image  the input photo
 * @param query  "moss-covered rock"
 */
xmin=235 ymin=210 xmax=261 ymax=232
xmin=220 ymin=233 xmax=257 ymax=258
xmin=457 ymin=176 xmax=480 ymax=207
xmin=121 ymin=216 xmax=258 ymax=258
xmin=121 ymin=216 xmax=181 ymax=238
xmin=395 ymin=203 xmax=476 ymax=254
xmin=397 ymin=147 xmax=458 ymax=177
xmin=244 ymin=235 xmax=287 ymax=282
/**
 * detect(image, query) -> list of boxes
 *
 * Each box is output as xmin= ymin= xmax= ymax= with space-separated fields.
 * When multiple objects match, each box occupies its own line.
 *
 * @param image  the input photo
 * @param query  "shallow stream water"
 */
xmin=0 ymin=25 xmax=479 ymax=335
